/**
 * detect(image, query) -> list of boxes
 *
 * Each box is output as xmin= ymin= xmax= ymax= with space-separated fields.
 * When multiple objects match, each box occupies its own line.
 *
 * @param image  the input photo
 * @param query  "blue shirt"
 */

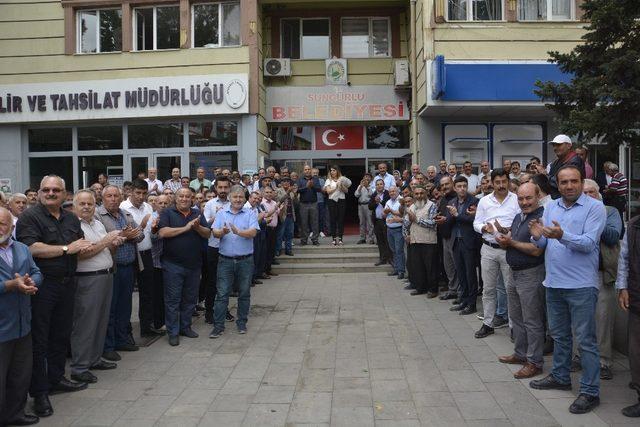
xmin=370 ymin=173 xmax=395 ymax=191
xmin=534 ymin=193 xmax=606 ymax=289
xmin=213 ymin=207 xmax=260 ymax=257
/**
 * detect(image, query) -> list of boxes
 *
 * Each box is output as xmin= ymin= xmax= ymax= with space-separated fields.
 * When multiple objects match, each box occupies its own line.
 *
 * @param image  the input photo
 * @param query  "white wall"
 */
xmin=239 ymin=115 xmax=259 ymax=174
xmin=0 ymin=125 xmax=23 ymax=193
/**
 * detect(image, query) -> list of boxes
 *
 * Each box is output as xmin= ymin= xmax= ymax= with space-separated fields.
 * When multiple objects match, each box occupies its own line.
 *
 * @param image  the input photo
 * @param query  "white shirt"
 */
xmin=77 ymin=218 xmax=114 ymax=272
xmin=478 ymin=170 xmax=491 ymax=183
xmin=120 ymin=199 xmax=153 ymax=251
xmin=324 ymin=177 xmax=352 ymax=201
xmin=472 ymin=191 xmax=520 ymax=244
xmin=11 ymin=215 xmax=17 ymax=238
xmin=384 ymin=197 xmax=403 ymax=228
xmin=462 ymin=173 xmax=480 ymax=191
xmin=203 ymin=197 xmax=231 ymax=248
xmin=370 ymin=173 xmax=395 ymax=191
xmin=145 ymin=178 xmax=164 ymax=195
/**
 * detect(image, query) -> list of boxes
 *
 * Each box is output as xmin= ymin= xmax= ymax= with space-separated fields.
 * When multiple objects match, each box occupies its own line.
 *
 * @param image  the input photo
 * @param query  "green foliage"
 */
xmin=535 ymin=0 xmax=640 ymax=148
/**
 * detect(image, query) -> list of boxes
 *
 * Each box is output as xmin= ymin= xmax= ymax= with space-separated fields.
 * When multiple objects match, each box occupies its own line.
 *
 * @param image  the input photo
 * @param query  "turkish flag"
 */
xmin=314 ymin=126 xmax=364 ymax=150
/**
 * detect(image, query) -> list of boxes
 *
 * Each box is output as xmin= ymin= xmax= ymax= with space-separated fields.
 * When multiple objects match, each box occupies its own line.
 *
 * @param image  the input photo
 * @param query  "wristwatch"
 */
xmin=62 ymin=245 xmax=69 ymax=255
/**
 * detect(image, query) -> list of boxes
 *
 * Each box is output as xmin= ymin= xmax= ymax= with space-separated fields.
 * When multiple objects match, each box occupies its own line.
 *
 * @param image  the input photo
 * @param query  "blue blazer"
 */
xmin=446 ymin=196 xmax=481 ymax=250
xmin=0 ymin=240 xmax=43 ymax=343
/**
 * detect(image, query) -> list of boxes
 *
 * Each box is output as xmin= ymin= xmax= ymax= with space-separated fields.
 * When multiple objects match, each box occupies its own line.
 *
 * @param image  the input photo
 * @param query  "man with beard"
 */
xmin=0 ymin=207 xmax=42 ymax=426
xmin=16 ymin=176 xmax=92 ymax=417
xmin=406 ymin=186 xmax=439 ymax=297
xmin=435 ymin=176 xmax=458 ymax=301
xmin=529 ymin=165 xmax=605 ymax=414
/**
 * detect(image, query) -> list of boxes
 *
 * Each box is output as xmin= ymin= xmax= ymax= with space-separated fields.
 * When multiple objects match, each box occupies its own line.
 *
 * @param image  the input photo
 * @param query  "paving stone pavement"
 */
xmin=37 ymin=272 xmax=637 ymax=426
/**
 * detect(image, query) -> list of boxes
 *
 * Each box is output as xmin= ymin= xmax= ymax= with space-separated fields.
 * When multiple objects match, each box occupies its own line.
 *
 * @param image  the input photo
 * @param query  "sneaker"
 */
xmin=492 ymin=316 xmax=508 ymax=329
xmin=474 ymin=324 xmax=494 ymax=339
xmin=569 ymin=393 xmax=600 ymax=414
xmin=319 ymin=232 xmax=326 ymax=237
xmin=338 ymin=239 xmax=343 ymax=246
xmin=209 ymin=329 xmax=224 ymax=339
xmin=600 ymin=365 xmax=613 ymax=380
xmin=238 ymin=327 xmax=247 ymax=335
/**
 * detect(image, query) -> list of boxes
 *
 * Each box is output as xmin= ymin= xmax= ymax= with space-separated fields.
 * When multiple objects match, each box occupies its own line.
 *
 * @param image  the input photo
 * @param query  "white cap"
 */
xmin=550 ymin=134 xmax=572 ymax=144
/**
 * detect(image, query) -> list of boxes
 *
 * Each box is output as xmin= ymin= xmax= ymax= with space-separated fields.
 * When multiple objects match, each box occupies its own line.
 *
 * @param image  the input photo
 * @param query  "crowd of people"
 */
xmin=0 ymin=134 xmax=639 ymax=425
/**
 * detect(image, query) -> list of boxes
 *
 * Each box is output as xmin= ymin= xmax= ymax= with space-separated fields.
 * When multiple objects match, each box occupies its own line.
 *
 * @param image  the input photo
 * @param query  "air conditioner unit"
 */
xmin=394 ymin=59 xmax=411 ymax=88
xmin=264 ymin=58 xmax=291 ymax=77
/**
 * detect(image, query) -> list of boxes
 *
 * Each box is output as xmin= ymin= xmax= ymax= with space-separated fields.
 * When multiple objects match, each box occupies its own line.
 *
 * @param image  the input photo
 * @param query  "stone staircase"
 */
xmin=270 ymin=235 xmax=392 ymax=275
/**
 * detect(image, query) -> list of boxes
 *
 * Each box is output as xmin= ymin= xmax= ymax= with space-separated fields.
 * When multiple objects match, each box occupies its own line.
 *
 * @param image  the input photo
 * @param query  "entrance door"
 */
xmin=127 ymin=153 xmax=183 ymax=182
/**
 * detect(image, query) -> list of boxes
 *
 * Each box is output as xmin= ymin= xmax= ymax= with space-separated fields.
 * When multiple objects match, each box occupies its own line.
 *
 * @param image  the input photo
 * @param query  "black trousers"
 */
xmin=265 ymin=226 xmax=277 ymax=273
xmin=373 ymin=218 xmax=391 ymax=262
xmin=205 ymin=247 xmax=220 ymax=318
xmin=410 ymin=243 xmax=439 ymax=293
xmin=0 ymin=333 xmax=32 ymax=423
xmin=152 ymin=267 xmax=165 ymax=329
xmin=136 ymin=250 xmax=155 ymax=332
xmin=30 ymin=276 xmax=76 ymax=397
xmin=199 ymin=249 xmax=209 ymax=303
xmin=453 ymin=238 xmax=479 ymax=308
xmin=327 ymin=199 xmax=346 ymax=239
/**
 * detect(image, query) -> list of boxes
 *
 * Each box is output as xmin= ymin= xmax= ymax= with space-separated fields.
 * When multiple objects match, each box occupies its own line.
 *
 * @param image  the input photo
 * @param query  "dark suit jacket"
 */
xmin=368 ymin=190 xmax=390 ymax=223
xmin=445 ymin=196 xmax=480 ymax=250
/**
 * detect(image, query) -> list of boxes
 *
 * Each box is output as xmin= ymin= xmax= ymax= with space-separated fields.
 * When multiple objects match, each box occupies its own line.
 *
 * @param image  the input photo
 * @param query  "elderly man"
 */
xmin=145 ymin=168 xmax=164 ymax=196
xmin=209 ymin=186 xmax=260 ymax=338
xmin=90 ymin=183 xmax=103 ymax=206
xmin=297 ymin=165 xmax=322 ymax=246
xmin=436 ymin=160 xmax=448 ymax=183
xmin=0 ymin=207 xmax=42 ymax=426
xmin=190 ymin=167 xmax=212 ymax=192
xmin=495 ymin=183 xmax=545 ymax=379
xmin=354 ymin=175 xmax=374 ymax=244
xmin=370 ymin=162 xmax=395 ymax=191
xmin=150 ymin=194 xmax=170 ymax=331
xmin=547 ymin=134 xmax=585 ymax=198
xmin=16 ymin=176 xmax=93 ymax=417
xmin=8 ymin=193 xmax=27 ymax=238
xmin=425 ymin=166 xmax=437 ymax=184
xmin=384 ymin=187 xmax=405 ymax=279
xmin=369 ymin=179 xmax=391 ymax=266
xmin=164 ymin=168 xmax=182 ymax=194
xmin=604 ymin=162 xmax=628 ymax=222
xmin=406 ymin=186 xmax=438 ymax=297
xmin=97 ymin=186 xmax=143 ymax=362
xmin=158 ymin=188 xmax=211 ymax=346
xmin=70 ymin=190 xmax=124 ymax=384
xmin=436 ymin=176 xmax=459 ymax=301
xmin=529 ymin=165 xmax=606 ymax=414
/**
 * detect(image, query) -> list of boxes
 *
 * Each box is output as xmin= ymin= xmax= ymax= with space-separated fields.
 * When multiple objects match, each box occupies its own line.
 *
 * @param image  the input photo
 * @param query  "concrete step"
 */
xmin=275 ymin=252 xmax=380 ymax=264
xmin=270 ymin=262 xmax=392 ymax=275
xmin=293 ymin=243 xmax=379 ymax=254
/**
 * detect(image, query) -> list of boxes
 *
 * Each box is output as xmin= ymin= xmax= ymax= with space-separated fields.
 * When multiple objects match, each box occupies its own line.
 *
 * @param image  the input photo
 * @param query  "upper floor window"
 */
xmin=281 ymin=18 xmax=330 ymax=59
xmin=341 ymin=17 xmax=390 ymax=58
xmin=77 ymin=9 xmax=122 ymax=53
xmin=192 ymin=2 xmax=240 ymax=48
xmin=134 ymin=5 xmax=179 ymax=50
xmin=447 ymin=0 xmax=503 ymax=21
xmin=518 ymin=0 xmax=573 ymax=20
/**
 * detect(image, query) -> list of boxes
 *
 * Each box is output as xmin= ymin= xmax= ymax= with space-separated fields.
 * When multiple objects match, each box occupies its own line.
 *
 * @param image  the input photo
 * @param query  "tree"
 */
xmin=535 ymin=0 xmax=640 ymax=148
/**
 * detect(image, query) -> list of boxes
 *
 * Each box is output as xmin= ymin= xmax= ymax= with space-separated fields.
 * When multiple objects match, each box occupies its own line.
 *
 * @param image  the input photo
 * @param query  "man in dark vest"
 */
xmin=615 ymin=216 xmax=640 ymax=418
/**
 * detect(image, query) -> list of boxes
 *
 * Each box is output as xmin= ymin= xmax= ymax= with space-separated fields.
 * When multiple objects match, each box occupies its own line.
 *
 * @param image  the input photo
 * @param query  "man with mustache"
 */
xmin=406 ymin=186 xmax=439 ymax=297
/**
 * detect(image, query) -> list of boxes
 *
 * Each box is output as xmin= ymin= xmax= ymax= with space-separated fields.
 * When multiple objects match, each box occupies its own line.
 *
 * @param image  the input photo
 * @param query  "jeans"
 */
xmin=480 ymin=245 xmax=512 ymax=327
xmin=205 ymin=247 xmax=219 ymax=319
xmin=276 ymin=216 xmax=294 ymax=254
xmin=327 ymin=199 xmax=346 ymax=239
xmin=104 ymin=264 xmax=134 ymax=352
xmin=546 ymin=286 xmax=600 ymax=396
xmin=386 ymin=226 xmax=405 ymax=274
xmin=163 ymin=260 xmax=200 ymax=337
xmin=214 ymin=256 xmax=253 ymax=331
xmin=496 ymin=273 xmax=508 ymax=319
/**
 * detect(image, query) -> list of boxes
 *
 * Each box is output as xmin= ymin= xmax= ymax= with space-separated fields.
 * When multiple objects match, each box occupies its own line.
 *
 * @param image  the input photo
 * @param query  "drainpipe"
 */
xmin=410 ymin=0 xmax=418 ymax=164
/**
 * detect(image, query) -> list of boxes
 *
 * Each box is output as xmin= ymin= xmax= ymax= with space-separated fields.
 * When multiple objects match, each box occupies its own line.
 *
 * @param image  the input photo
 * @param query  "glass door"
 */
xmin=153 ymin=153 xmax=182 ymax=183
xmin=128 ymin=155 xmax=149 ymax=181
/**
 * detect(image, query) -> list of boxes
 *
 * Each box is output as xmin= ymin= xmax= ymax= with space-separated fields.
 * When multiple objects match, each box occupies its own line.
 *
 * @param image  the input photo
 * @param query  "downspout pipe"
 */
xmin=410 ymin=0 xmax=418 ymax=164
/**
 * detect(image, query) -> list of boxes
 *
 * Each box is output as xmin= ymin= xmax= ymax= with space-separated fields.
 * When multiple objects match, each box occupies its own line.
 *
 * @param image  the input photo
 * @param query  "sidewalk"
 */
xmin=39 ymin=272 xmax=636 ymax=426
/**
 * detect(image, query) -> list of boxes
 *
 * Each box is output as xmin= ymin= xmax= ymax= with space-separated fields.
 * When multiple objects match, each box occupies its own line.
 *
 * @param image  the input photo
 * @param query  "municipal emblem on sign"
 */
xmin=325 ymin=59 xmax=347 ymax=85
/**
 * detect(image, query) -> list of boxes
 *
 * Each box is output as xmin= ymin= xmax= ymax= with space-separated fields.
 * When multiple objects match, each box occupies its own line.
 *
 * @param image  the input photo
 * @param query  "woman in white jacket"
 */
xmin=323 ymin=165 xmax=352 ymax=246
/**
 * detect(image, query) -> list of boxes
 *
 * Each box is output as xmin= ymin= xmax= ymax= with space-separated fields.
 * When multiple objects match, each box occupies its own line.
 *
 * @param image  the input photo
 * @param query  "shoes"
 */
xmin=403 ymin=285 xmax=415 ymax=290
xmin=319 ymin=232 xmax=326 ymax=238
xmin=388 ymin=271 xmax=398 ymax=276
xmin=300 ymin=240 xmax=308 ymax=246
xmin=338 ymin=239 xmax=343 ymax=246
xmin=102 ymin=351 xmax=121 ymax=362
xmin=569 ymin=393 xmax=600 ymax=414
xmin=357 ymin=239 xmax=366 ymax=244
xmin=116 ymin=343 xmax=139 ymax=352
xmin=285 ymin=252 xmax=294 ymax=256
xmin=205 ymin=316 xmax=213 ymax=324
xmin=570 ymin=355 xmax=582 ymax=372
xmin=600 ymin=365 xmax=613 ymax=380
xmin=268 ymin=271 xmax=279 ymax=276
xmin=543 ymin=338 xmax=554 ymax=355
xmin=426 ymin=291 xmax=438 ymax=299
xmin=91 ymin=360 xmax=117 ymax=370
xmin=459 ymin=306 xmax=477 ymax=316
xmin=452 ymin=298 xmax=461 ymax=305
xmin=252 ymin=279 xmax=262 ymax=285
xmin=439 ymin=292 xmax=457 ymax=301
xmin=312 ymin=241 xmax=320 ymax=246
xmin=226 ymin=312 xmax=235 ymax=322
xmin=49 ymin=377 xmax=88 ymax=395
xmin=33 ymin=395 xmax=53 ymax=417
xmin=410 ymin=290 xmax=427 ymax=296
xmin=180 ymin=328 xmax=199 ymax=338
xmin=368 ymin=240 xmax=376 ymax=245
xmin=209 ymin=329 xmax=224 ymax=339
xmin=374 ymin=261 xmax=386 ymax=266
xmin=491 ymin=316 xmax=509 ymax=329
xmin=195 ymin=304 xmax=205 ymax=312
xmin=332 ymin=239 xmax=337 ymax=246
xmin=6 ymin=413 xmax=39 ymax=425
xmin=397 ymin=273 xmax=405 ymax=280
xmin=474 ymin=324 xmax=494 ymax=339
xmin=71 ymin=371 xmax=97 ymax=384
xmin=498 ymin=354 xmax=526 ymax=365
xmin=450 ymin=304 xmax=466 ymax=312
xmin=238 ymin=327 xmax=247 ymax=334
xmin=622 ymin=402 xmax=640 ymax=417
xmin=514 ymin=362 xmax=542 ymax=379
xmin=529 ymin=374 xmax=572 ymax=391
xmin=258 ymin=274 xmax=271 ymax=279
xmin=141 ymin=328 xmax=165 ymax=337
xmin=476 ymin=313 xmax=485 ymax=320
xmin=168 ymin=335 xmax=179 ymax=346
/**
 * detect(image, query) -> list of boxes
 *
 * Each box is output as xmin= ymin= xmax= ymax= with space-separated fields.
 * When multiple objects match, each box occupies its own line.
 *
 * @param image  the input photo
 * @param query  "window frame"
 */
xmin=279 ymin=17 xmax=331 ymax=59
xmin=191 ymin=1 xmax=241 ymax=48
xmin=445 ymin=0 xmax=505 ymax=22
xmin=133 ymin=4 xmax=180 ymax=51
xmin=517 ymin=0 xmax=576 ymax=21
xmin=340 ymin=16 xmax=391 ymax=58
xmin=76 ymin=8 xmax=122 ymax=54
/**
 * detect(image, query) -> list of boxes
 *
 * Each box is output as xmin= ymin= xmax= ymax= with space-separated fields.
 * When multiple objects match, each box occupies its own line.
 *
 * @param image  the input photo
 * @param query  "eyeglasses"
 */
xmin=40 ymin=188 xmax=63 ymax=193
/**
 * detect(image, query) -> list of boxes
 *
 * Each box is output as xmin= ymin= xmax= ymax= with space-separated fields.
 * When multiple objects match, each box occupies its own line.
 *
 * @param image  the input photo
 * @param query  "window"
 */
xmin=189 ymin=152 xmax=237 ymax=177
xmin=366 ymin=125 xmax=409 ymax=149
xmin=77 ymin=9 xmax=122 ymax=53
xmin=281 ymin=18 xmax=330 ymax=59
xmin=30 ymin=157 xmax=73 ymax=190
xmin=78 ymin=155 xmax=123 ymax=188
xmin=518 ymin=0 xmax=573 ymax=20
xmin=134 ymin=5 xmax=179 ymax=50
xmin=192 ymin=2 xmax=240 ymax=48
xmin=78 ymin=126 xmax=123 ymax=150
xmin=341 ymin=18 xmax=390 ymax=58
xmin=269 ymin=126 xmax=313 ymax=150
xmin=128 ymin=123 xmax=183 ymax=148
xmin=28 ymin=128 xmax=72 ymax=152
xmin=447 ymin=0 xmax=503 ymax=21
xmin=188 ymin=121 xmax=238 ymax=146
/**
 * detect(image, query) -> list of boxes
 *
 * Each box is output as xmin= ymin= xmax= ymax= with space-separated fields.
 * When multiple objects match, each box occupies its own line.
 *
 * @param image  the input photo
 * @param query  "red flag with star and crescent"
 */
xmin=314 ymin=126 xmax=364 ymax=150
